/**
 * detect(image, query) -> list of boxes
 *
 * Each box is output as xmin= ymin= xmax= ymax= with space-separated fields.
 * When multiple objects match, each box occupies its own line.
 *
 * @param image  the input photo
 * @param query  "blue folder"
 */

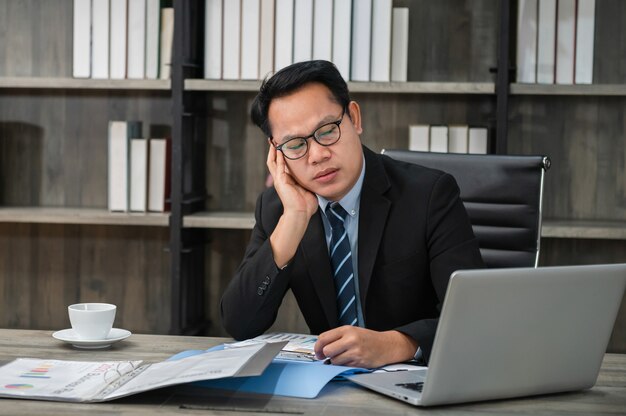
xmin=168 ymin=345 xmax=369 ymax=398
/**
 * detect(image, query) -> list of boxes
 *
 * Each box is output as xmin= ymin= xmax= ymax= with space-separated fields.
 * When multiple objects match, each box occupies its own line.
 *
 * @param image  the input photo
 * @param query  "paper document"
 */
xmin=227 ymin=332 xmax=319 ymax=361
xmin=373 ymin=363 xmax=428 ymax=373
xmin=0 ymin=342 xmax=284 ymax=402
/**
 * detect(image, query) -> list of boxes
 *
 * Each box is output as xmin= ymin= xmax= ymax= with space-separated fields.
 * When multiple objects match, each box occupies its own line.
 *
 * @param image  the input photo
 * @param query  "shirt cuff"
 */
xmin=413 ymin=347 xmax=426 ymax=365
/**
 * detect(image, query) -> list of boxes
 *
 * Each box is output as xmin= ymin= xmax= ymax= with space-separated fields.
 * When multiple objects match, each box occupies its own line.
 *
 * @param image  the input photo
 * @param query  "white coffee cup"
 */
xmin=68 ymin=303 xmax=116 ymax=340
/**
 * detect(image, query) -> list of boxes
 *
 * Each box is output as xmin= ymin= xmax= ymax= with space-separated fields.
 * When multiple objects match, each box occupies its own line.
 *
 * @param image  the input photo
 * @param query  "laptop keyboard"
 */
xmin=395 ymin=382 xmax=424 ymax=392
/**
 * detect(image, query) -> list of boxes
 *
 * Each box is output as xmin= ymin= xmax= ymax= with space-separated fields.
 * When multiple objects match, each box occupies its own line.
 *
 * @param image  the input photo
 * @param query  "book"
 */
xmin=108 ymin=121 xmax=143 ymax=212
xmin=223 ymin=0 xmax=242 ymax=79
xmin=274 ymin=0 xmax=294 ymax=72
xmin=536 ymin=0 xmax=556 ymax=84
xmin=350 ymin=0 xmax=372 ymax=81
xmin=312 ymin=0 xmax=332 ymax=61
xmin=145 ymin=0 xmax=161 ymax=79
xmin=332 ymin=0 xmax=352 ymax=81
xmin=204 ymin=0 xmax=223 ymax=79
xmin=92 ymin=0 xmax=110 ymax=79
xmin=259 ymin=0 xmax=275 ymax=79
xmin=370 ymin=0 xmax=392 ymax=82
xmin=429 ymin=126 xmax=449 ymax=153
xmin=241 ymin=0 xmax=260 ymax=80
xmin=130 ymin=138 xmax=148 ymax=212
xmin=516 ymin=0 xmax=538 ymax=83
xmin=148 ymin=137 xmax=172 ymax=212
xmin=575 ymin=0 xmax=595 ymax=84
xmin=448 ymin=125 xmax=469 ymax=154
xmin=390 ymin=7 xmax=409 ymax=82
xmin=72 ymin=0 xmax=91 ymax=78
xmin=408 ymin=125 xmax=429 ymax=152
xmin=468 ymin=127 xmax=489 ymax=154
xmin=556 ymin=0 xmax=576 ymax=84
xmin=0 ymin=342 xmax=282 ymax=403
xmin=159 ymin=7 xmax=174 ymax=79
xmin=127 ymin=0 xmax=147 ymax=79
xmin=293 ymin=0 xmax=313 ymax=64
xmin=110 ymin=0 xmax=128 ymax=79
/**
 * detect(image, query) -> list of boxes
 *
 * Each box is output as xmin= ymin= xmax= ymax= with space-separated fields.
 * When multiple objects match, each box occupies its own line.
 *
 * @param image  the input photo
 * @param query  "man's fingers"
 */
xmin=316 ymin=327 xmax=354 ymax=361
xmin=275 ymin=145 xmax=287 ymax=173
xmin=266 ymin=139 xmax=276 ymax=172
xmin=315 ymin=328 xmax=341 ymax=359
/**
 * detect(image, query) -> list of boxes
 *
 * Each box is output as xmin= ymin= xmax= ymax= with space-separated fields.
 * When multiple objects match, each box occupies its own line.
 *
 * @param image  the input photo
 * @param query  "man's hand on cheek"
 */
xmin=267 ymin=140 xmax=318 ymax=219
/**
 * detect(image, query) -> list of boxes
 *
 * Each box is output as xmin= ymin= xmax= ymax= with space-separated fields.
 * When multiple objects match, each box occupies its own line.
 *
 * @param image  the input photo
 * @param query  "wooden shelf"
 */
xmin=349 ymin=81 xmax=495 ymax=94
xmin=183 ymin=211 xmax=255 ymax=229
xmin=0 ymin=77 xmax=171 ymax=90
xmin=511 ymin=83 xmax=626 ymax=96
xmin=185 ymin=79 xmax=262 ymax=91
xmin=185 ymin=79 xmax=495 ymax=94
xmin=0 ymin=207 xmax=169 ymax=226
xmin=181 ymin=214 xmax=626 ymax=239
xmin=542 ymin=220 xmax=626 ymax=240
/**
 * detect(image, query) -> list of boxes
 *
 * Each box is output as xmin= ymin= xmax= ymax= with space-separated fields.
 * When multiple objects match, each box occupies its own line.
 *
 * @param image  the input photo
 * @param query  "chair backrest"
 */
xmin=381 ymin=150 xmax=550 ymax=268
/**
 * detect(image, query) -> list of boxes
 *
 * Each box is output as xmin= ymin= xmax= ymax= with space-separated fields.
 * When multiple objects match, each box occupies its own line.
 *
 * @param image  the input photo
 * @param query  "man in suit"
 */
xmin=221 ymin=60 xmax=484 ymax=368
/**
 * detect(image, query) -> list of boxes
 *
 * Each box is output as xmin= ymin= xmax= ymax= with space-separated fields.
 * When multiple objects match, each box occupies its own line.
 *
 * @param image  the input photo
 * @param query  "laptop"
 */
xmin=348 ymin=263 xmax=626 ymax=407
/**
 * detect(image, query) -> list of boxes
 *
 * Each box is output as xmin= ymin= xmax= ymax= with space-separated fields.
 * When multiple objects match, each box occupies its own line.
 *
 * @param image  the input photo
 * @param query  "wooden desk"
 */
xmin=0 ymin=329 xmax=625 ymax=415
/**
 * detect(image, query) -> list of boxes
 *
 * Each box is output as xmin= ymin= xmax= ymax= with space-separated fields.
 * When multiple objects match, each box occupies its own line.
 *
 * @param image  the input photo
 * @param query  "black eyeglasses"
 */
xmin=273 ymin=110 xmax=345 ymax=160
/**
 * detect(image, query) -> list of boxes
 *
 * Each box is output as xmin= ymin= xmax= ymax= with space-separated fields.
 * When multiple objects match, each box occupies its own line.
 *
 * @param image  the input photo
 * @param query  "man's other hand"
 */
xmin=313 ymin=326 xmax=418 ymax=368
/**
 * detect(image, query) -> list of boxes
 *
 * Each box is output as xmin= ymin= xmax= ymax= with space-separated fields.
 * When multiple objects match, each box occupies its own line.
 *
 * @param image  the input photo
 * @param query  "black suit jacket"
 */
xmin=221 ymin=146 xmax=484 ymax=362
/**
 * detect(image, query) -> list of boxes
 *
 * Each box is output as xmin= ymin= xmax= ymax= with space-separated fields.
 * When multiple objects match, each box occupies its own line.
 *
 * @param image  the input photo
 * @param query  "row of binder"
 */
xmin=73 ymin=0 xmax=174 ymax=80
xmin=204 ymin=0 xmax=409 ymax=82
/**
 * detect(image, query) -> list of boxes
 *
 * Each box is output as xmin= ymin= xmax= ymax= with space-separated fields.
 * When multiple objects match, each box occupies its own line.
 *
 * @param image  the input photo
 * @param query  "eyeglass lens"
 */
xmin=281 ymin=121 xmax=342 ymax=160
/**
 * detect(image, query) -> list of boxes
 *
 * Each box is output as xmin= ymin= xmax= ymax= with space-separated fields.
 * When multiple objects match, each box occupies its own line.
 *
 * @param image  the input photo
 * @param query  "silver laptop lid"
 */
xmin=421 ymin=263 xmax=626 ymax=406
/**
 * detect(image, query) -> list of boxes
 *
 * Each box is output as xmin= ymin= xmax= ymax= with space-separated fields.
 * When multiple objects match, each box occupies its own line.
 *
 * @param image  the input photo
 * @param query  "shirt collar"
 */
xmin=317 ymin=155 xmax=366 ymax=218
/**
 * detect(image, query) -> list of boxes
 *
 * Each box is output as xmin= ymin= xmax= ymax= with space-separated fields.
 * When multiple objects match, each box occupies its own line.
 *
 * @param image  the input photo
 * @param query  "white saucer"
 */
xmin=52 ymin=328 xmax=132 ymax=349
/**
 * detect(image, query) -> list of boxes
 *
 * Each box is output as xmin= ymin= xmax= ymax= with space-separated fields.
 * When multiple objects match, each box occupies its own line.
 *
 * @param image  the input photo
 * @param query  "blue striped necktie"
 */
xmin=326 ymin=202 xmax=358 ymax=326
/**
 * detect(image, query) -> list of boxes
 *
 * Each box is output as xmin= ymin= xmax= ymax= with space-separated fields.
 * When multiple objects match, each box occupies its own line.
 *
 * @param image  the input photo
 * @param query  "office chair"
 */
xmin=381 ymin=150 xmax=550 ymax=268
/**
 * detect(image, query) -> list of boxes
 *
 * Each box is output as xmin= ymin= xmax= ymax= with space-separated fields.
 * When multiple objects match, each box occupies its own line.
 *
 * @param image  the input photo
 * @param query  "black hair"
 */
xmin=250 ymin=60 xmax=350 ymax=138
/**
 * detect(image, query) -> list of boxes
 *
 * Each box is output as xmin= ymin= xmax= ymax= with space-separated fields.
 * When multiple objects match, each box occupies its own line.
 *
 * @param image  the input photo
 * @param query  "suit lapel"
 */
xmin=358 ymin=147 xmax=391 ymax=316
xmin=301 ymin=210 xmax=338 ymax=328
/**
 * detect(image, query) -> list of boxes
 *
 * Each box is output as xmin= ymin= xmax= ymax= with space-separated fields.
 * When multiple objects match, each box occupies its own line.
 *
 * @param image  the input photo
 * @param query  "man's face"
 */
xmin=268 ymin=82 xmax=364 ymax=201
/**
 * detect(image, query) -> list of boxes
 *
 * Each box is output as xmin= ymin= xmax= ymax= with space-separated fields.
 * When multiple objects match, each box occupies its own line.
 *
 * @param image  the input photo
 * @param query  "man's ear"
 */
xmin=348 ymin=101 xmax=363 ymax=135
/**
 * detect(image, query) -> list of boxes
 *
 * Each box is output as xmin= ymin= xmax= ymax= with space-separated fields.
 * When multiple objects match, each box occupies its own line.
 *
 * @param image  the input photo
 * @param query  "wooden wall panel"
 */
xmin=0 ymin=224 xmax=171 ymax=333
xmin=508 ymin=96 xmax=626 ymax=221
xmin=0 ymin=90 xmax=172 ymax=207
xmin=0 ymin=121 xmax=44 ymax=205
xmin=356 ymin=93 xmax=495 ymax=152
xmin=204 ymin=229 xmax=309 ymax=337
xmin=398 ymin=0 xmax=498 ymax=82
xmin=204 ymin=94 xmax=266 ymax=212
xmin=540 ymin=238 xmax=626 ymax=353
xmin=0 ymin=0 xmax=72 ymax=77
xmin=205 ymin=229 xmax=252 ymax=336
xmin=594 ymin=0 xmax=626 ymax=84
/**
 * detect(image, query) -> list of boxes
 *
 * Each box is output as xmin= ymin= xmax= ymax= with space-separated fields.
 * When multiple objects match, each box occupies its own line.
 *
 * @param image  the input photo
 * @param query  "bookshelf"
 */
xmin=0 ymin=0 xmax=624 ymax=351
xmin=0 ymin=0 xmax=175 ymax=334
xmin=507 ymin=0 xmax=626 ymax=352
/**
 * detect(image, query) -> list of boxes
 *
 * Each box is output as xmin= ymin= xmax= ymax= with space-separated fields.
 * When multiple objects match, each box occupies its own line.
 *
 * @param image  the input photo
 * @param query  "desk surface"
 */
xmin=0 ymin=329 xmax=625 ymax=415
